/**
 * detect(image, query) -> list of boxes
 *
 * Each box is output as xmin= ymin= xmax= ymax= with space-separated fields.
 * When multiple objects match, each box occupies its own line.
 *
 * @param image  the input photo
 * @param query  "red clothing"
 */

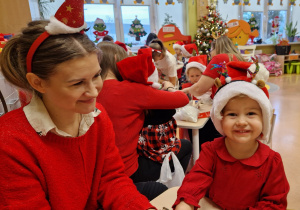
xmin=0 ymin=105 xmax=154 ymax=210
xmin=202 ymin=54 xmax=238 ymax=98
xmin=182 ymin=82 xmax=198 ymax=100
xmin=97 ymin=79 xmax=189 ymax=176
xmin=173 ymin=137 xmax=289 ymax=209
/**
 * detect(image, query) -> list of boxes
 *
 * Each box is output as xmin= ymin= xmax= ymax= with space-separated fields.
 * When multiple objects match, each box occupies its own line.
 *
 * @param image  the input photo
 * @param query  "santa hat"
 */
xmin=117 ymin=54 xmax=156 ymax=86
xmin=115 ymin=41 xmax=128 ymax=52
xmin=94 ymin=18 xmax=104 ymax=25
xmin=26 ymin=0 xmax=87 ymax=73
xmin=181 ymin=43 xmax=199 ymax=57
xmin=185 ymin=55 xmax=207 ymax=77
xmin=210 ymin=60 xmax=273 ymax=141
xmin=173 ymin=41 xmax=184 ymax=50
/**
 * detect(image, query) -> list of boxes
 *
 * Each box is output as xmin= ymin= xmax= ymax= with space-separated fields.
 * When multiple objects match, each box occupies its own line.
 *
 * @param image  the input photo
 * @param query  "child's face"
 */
xmin=187 ymin=67 xmax=202 ymax=84
xmin=221 ymin=96 xmax=263 ymax=145
xmin=174 ymin=48 xmax=182 ymax=56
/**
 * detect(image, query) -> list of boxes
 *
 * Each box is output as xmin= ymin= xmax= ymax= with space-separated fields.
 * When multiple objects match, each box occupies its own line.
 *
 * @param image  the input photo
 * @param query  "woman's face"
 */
xmin=41 ymin=53 xmax=103 ymax=115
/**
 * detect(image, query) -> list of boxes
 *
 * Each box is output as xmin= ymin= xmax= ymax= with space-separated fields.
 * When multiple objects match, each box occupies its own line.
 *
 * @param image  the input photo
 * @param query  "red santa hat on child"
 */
xmin=117 ymin=53 xmax=156 ymax=86
xmin=115 ymin=41 xmax=128 ymax=52
xmin=26 ymin=0 xmax=87 ymax=73
xmin=211 ymin=60 xmax=273 ymax=141
xmin=180 ymin=43 xmax=199 ymax=57
xmin=185 ymin=55 xmax=207 ymax=77
xmin=173 ymin=41 xmax=184 ymax=50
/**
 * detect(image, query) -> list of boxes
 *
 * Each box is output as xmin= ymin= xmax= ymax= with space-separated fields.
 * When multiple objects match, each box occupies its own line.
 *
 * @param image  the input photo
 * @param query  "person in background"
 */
xmin=0 ymin=6 xmax=155 ymax=209
xmin=146 ymin=32 xmax=158 ymax=46
xmin=96 ymin=42 xmax=189 ymax=199
xmin=173 ymin=41 xmax=184 ymax=62
xmin=182 ymin=35 xmax=246 ymax=147
xmin=102 ymin=34 xmax=114 ymax=42
xmin=150 ymin=39 xmax=177 ymax=87
xmin=173 ymin=61 xmax=289 ymax=210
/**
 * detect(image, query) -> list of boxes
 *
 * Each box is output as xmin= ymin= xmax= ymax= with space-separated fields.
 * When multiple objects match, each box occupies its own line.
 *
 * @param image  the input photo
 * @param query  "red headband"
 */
xmin=26 ymin=31 xmax=50 ymax=73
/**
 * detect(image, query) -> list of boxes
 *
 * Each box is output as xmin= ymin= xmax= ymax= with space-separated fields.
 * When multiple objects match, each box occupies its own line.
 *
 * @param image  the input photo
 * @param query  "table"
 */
xmin=150 ymin=186 xmax=221 ymax=210
xmin=176 ymin=103 xmax=212 ymax=164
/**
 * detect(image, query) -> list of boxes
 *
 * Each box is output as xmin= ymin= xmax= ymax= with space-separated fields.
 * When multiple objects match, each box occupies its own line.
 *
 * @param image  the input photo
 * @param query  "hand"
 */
xmin=175 ymin=201 xmax=194 ymax=210
xmin=161 ymin=81 xmax=174 ymax=91
xmin=181 ymin=87 xmax=190 ymax=94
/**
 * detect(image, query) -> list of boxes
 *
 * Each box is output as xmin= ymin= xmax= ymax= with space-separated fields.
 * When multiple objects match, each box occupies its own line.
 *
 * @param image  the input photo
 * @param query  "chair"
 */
xmin=237 ymin=45 xmax=256 ymax=61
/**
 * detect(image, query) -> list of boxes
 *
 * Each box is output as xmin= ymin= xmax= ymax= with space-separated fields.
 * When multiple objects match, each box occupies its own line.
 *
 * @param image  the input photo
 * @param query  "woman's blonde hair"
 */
xmin=149 ymin=39 xmax=166 ymax=58
xmin=0 ymin=20 xmax=101 ymax=97
xmin=97 ymin=41 xmax=128 ymax=81
xmin=213 ymin=35 xmax=245 ymax=61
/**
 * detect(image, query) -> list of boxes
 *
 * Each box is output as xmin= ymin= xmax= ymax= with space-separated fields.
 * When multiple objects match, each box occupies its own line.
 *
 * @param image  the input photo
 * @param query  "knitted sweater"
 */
xmin=0 ymin=105 xmax=154 ymax=210
xmin=97 ymin=79 xmax=189 ymax=176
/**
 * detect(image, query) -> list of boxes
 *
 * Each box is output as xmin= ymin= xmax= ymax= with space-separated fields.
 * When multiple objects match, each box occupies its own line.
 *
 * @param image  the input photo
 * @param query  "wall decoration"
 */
xmin=155 ymin=0 xmax=159 ymax=4
xmin=223 ymin=0 xmax=228 ymax=3
xmin=177 ymin=0 xmax=185 ymax=3
xmin=271 ymin=16 xmax=279 ymax=36
xmin=267 ymin=0 xmax=273 ymax=5
xmin=157 ymin=24 xmax=191 ymax=54
xmin=243 ymin=0 xmax=250 ymax=5
xmin=128 ymin=16 xmax=147 ymax=41
xmin=134 ymin=0 xmax=144 ymax=4
xmin=162 ymin=13 xmax=177 ymax=27
xmin=248 ymin=14 xmax=259 ymax=42
xmin=195 ymin=5 xmax=227 ymax=55
xmin=84 ymin=0 xmax=94 ymax=3
xmin=289 ymin=0 xmax=296 ymax=5
xmin=232 ymin=0 xmax=241 ymax=5
xmin=257 ymin=0 xmax=260 ymax=5
xmin=166 ymin=0 xmax=175 ymax=5
xmin=280 ymin=0 xmax=283 ymax=5
xmin=227 ymin=19 xmax=259 ymax=45
xmin=100 ymin=0 xmax=109 ymax=3
xmin=93 ymin=18 xmax=108 ymax=43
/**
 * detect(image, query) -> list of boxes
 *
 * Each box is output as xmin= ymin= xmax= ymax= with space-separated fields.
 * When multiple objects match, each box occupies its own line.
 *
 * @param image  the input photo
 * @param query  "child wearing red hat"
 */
xmin=173 ymin=61 xmax=289 ymax=210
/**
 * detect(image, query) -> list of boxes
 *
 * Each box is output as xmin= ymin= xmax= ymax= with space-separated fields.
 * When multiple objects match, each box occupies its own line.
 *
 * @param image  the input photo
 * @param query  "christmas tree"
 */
xmin=128 ymin=16 xmax=147 ymax=41
xmin=248 ymin=14 xmax=259 ymax=31
xmin=194 ymin=5 xmax=228 ymax=56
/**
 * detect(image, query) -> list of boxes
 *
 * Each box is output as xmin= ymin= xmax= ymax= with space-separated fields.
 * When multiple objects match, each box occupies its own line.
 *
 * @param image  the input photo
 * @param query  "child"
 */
xmin=0 ymin=1 xmax=155 ymax=209
xmin=179 ymin=43 xmax=199 ymax=89
xmin=149 ymin=39 xmax=178 ymax=87
xmin=173 ymin=41 xmax=184 ymax=62
xmin=173 ymin=61 xmax=289 ymax=209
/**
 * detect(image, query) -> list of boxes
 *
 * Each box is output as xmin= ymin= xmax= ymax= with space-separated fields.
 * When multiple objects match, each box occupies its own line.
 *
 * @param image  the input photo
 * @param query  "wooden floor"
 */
xmin=268 ymin=74 xmax=300 ymax=209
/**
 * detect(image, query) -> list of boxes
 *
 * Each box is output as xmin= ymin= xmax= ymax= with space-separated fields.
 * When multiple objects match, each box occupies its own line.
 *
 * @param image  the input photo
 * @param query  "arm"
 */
xmin=169 ymin=76 xmax=177 ymax=86
xmin=182 ymin=75 xmax=215 ymax=97
xmin=249 ymin=153 xmax=289 ymax=209
xmin=172 ymin=142 xmax=215 ymax=209
xmin=97 ymin=109 xmax=156 ymax=210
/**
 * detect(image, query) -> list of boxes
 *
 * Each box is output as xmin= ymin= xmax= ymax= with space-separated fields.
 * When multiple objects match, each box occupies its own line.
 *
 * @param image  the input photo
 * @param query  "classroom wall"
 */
xmin=187 ymin=0 xmax=198 ymax=41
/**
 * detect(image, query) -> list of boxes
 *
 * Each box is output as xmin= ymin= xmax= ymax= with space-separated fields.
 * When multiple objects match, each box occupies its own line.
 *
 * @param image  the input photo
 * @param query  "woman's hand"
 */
xmin=175 ymin=201 xmax=194 ymax=210
xmin=181 ymin=87 xmax=190 ymax=94
xmin=161 ymin=81 xmax=174 ymax=91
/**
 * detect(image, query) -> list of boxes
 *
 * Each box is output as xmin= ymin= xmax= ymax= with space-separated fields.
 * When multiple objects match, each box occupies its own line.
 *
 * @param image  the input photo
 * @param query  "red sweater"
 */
xmin=97 ymin=79 xmax=189 ymax=176
xmin=202 ymin=54 xmax=238 ymax=98
xmin=173 ymin=137 xmax=289 ymax=209
xmin=0 ymin=105 xmax=154 ymax=210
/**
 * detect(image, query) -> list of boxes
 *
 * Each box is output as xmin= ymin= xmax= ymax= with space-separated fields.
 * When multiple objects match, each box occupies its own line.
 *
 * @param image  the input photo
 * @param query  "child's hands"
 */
xmin=174 ymin=201 xmax=194 ymax=210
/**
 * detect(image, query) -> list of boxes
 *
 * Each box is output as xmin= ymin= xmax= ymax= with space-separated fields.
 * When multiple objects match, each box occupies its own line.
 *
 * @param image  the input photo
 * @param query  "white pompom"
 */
xmin=252 ymin=80 xmax=257 ymax=85
xmin=152 ymin=82 xmax=162 ymax=89
xmin=225 ymin=77 xmax=231 ymax=83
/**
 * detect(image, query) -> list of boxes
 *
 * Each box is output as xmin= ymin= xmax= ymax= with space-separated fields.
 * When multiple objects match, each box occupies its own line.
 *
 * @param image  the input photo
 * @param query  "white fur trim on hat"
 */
xmin=45 ymin=16 xmax=88 ymax=35
xmin=186 ymin=62 xmax=206 ymax=77
xmin=211 ymin=81 xmax=273 ymax=141
xmin=173 ymin=44 xmax=182 ymax=50
xmin=148 ymin=68 xmax=159 ymax=84
xmin=180 ymin=45 xmax=192 ymax=57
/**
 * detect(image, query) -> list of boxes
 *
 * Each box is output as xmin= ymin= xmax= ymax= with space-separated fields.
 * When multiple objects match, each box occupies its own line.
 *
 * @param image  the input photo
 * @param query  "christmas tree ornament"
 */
xmin=93 ymin=18 xmax=108 ymax=43
xmin=232 ymin=0 xmax=241 ymax=5
xmin=267 ymin=0 xmax=273 ymax=5
xmin=128 ymin=16 xmax=147 ymax=41
xmin=27 ymin=0 xmax=87 ymax=73
xmin=289 ymin=0 xmax=296 ymax=5
xmin=165 ymin=0 xmax=175 ymax=5
xmin=134 ymin=0 xmax=144 ymax=4
xmin=243 ymin=0 xmax=250 ymax=5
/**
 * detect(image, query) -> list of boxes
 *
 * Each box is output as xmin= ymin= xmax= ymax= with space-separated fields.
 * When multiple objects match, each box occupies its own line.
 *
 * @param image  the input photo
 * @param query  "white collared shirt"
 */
xmin=23 ymin=95 xmax=101 ymax=137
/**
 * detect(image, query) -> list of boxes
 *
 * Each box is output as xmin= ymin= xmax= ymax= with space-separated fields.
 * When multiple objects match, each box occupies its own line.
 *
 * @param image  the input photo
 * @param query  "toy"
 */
xmin=93 ymin=18 xmax=108 ymax=43
xmin=243 ymin=0 xmax=250 ymax=5
xmin=271 ymin=16 xmax=279 ymax=36
xmin=232 ymin=0 xmax=241 ymax=5
xmin=227 ymin=19 xmax=259 ymax=46
xmin=134 ymin=0 xmax=144 ymax=4
xmin=268 ymin=0 xmax=273 ymax=5
xmin=166 ymin=0 xmax=175 ymax=5
xmin=157 ymin=24 xmax=191 ymax=55
xmin=289 ymin=0 xmax=296 ymax=5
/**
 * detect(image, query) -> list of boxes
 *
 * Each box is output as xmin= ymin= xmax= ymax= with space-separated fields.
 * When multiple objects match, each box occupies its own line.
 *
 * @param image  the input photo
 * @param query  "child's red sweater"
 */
xmin=0 ymin=105 xmax=154 ymax=209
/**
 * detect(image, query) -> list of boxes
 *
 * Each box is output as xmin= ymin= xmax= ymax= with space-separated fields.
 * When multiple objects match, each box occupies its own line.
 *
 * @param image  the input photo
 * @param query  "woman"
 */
xmin=96 ymin=41 xmax=191 ymax=198
xmin=182 ymin=35 xmax=246 ymax=148
xmin=0 ymin=20 xmax=155 ymax=210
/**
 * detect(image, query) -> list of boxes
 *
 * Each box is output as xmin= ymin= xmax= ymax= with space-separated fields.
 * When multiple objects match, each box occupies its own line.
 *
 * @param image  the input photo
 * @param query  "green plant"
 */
xmin=285 ymin=21 xmax=299 ymax=37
